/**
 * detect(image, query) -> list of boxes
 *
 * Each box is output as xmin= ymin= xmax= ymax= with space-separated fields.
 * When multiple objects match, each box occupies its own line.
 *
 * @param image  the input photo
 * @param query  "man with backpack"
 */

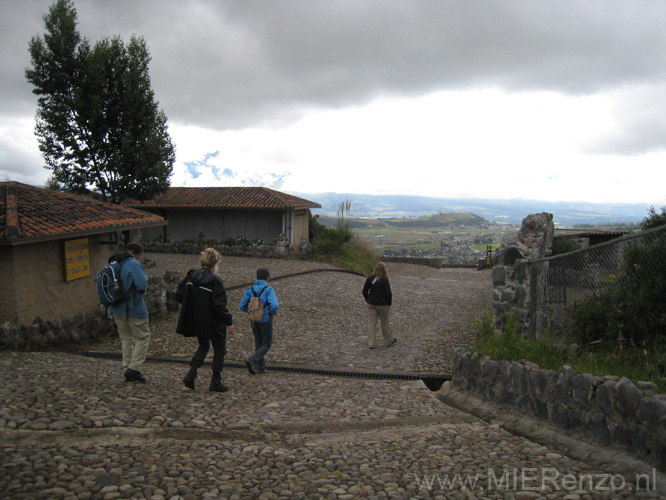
xmin=107 ymin=242 xmax=151 ymax=383
xmin=239 ymin=268 xmax=279 ymax=375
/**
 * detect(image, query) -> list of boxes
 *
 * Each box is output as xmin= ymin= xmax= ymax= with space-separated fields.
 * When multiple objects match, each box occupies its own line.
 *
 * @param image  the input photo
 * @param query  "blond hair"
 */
xmin=200 ymin=247 xmax=221 ymax=269
xmin=374 ymin=262 xmax=389 ymax=280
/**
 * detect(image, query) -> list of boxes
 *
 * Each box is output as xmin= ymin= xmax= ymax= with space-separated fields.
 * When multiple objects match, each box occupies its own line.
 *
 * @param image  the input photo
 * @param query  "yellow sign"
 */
xmin=65 ymin=238 xmax=91 ymax=281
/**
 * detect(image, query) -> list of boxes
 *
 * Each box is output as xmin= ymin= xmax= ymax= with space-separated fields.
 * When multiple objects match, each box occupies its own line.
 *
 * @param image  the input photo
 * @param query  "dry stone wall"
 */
xmin=140 ymin=240 xmax=314 ymax=258
xmin=0 ymin=311 xmax=115 ymax=350
xmin=451 ymin=348 xmax=666 ymax=468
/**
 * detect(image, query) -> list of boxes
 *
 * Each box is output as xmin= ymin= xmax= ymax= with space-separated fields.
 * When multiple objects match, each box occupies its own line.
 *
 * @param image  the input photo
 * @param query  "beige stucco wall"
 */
xmin=0 ymin=234 xmax=121 ymax=325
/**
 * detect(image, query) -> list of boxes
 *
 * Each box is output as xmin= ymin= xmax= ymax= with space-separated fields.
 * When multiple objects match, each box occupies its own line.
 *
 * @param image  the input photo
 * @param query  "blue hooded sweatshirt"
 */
xmin=239 ymin=280 xmax=279 ymax=323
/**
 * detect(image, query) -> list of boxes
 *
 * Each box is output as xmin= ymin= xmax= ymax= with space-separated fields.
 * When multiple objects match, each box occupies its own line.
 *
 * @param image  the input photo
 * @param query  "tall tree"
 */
xmin=26 ymin=0 xmax=174 ymax=203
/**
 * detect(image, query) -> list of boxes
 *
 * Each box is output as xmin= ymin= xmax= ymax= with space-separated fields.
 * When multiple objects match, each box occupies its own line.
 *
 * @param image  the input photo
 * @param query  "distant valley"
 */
xmin=294 ymin=192 xmax=652 ymax=226
xmin=314 ymin=212 xmax=515 ymax=265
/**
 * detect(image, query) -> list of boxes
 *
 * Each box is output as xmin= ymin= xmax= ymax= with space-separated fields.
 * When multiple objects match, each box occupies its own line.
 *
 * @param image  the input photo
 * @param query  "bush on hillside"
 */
xmin=309 ymin=213 xmax=379 ymax=274
xmin=309 ymin=214 xmax=351 ymax=254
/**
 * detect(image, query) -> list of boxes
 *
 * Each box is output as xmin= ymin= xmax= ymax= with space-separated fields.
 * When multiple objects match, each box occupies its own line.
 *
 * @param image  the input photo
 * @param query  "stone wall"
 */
xmin=140 ymin=239 xmax=313 ymax=258
xmin=0 ymin=310 xmax=116 ymax=350
xmin=491 ymin=212 xmax=554 ymax=332
xmin=382 ymin=256 xmax=443 ymax=269
xmin=450 ymin=348 xmax=666 ymax=468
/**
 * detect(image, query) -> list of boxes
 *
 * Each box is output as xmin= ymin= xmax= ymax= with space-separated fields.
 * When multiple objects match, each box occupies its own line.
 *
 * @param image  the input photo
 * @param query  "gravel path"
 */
xmin=1 ymin=255 xmax=661 ymax=499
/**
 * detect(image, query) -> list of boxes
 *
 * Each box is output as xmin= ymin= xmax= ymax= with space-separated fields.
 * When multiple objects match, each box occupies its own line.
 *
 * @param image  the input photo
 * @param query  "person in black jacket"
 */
xmin=176 ymin=248 xmax=235 ymax=392
xmin=362 ymin=262 xmax=396 ymax=349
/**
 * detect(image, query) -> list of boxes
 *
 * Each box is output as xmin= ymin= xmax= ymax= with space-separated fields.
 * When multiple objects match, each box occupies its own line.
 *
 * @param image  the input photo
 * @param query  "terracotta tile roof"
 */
xmin=1 ymin=181 xmax=166 ymax=245
xmin=124 ymin=186 xmax=321 ymax=210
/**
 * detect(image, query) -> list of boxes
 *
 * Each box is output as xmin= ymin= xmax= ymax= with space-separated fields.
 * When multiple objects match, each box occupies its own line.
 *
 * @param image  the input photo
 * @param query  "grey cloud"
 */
xmin=4 ymin=0 xmax=666 ymax=140
xmin=0 ymin=138 xmax=46 ymax=185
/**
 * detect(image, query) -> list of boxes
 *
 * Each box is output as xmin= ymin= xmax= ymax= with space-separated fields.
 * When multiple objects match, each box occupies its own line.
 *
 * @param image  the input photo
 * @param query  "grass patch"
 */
xmin=570 ymin=342 xmax=666 ymax=393
xmin=471 ymin=242 xmax=501 ymax=252
xmin=327 ymin=238 xmax=379 ymax=276
xmin=472 ymin=306 xmax=666 ymax=392
xmin=473 ymin=308 xmax=568 ymax=372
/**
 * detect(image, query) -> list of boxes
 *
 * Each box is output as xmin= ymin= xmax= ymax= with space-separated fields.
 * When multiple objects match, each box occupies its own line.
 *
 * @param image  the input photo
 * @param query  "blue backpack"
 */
xmin=95 ymin=255 xmax=131 ymax=306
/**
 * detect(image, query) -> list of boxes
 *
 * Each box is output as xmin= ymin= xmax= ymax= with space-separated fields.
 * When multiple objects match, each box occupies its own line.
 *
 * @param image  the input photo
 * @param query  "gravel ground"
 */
xmin=86 ymin=253 xmax=493 ymax=374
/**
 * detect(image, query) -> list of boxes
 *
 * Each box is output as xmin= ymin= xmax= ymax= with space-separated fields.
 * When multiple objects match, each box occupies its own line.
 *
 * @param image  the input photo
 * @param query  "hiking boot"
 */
xmin=209 ymin=374 xmax=229 ymax=392
xmin=124 ymin=368 xmax=147 ymax=383
xmin=183 ymin=368 xmax=197 ymax=390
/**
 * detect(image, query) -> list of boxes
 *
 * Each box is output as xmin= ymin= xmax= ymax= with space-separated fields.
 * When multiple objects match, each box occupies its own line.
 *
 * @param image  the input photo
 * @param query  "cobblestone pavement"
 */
xmin=1 ymin=256 xmax=663 ymax=499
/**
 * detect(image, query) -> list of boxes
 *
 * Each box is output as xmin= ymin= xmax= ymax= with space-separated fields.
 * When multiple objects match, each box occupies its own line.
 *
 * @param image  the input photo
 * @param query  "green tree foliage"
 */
xmin=26 ymin=0 xmax=174 ymax=203
xmin=572 ymin=208 xmax=666 ymax=345
xmin=642 ymin=205 xmax=666 ymax=230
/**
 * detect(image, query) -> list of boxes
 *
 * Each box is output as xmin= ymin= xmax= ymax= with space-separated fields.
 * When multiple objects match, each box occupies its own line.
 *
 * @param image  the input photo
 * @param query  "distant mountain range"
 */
xmin=292 ymin=192 xmax=652 ymax=225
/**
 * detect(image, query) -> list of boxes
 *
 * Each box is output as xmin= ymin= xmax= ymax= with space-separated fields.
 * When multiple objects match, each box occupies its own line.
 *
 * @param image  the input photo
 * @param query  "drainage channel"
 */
xmin=80 ymin=351 xmax=451 ymax=391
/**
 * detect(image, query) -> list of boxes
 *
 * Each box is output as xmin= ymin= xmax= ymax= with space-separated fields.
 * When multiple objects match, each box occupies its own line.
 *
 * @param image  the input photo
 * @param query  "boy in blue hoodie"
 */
xmin=239 ymin=268 xmax=279 ymax=375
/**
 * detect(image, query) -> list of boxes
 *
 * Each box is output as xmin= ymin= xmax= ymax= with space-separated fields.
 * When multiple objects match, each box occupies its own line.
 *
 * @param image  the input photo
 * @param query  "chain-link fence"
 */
xmin=526 ymin=224 xmax=666 ymax=340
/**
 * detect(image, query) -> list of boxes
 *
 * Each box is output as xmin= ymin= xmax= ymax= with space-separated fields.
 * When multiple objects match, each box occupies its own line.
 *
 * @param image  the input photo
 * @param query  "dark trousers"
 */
xmin=190 ymin=334 xmax=226 ymax=373
xmin=249 ymin=319 xmax=273 ymax=372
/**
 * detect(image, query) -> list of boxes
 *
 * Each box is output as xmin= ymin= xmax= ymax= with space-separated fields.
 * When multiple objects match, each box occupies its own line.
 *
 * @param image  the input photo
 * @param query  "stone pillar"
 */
xmin=492 ymin=213 xmax=554 ymax=334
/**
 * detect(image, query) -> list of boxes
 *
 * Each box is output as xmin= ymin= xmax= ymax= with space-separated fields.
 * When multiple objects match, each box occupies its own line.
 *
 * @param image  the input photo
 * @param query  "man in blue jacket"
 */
xmin=239 ymin=268 xmax=279 ymax=375
xmin=108 ymin=242 xmax=151 ymax=383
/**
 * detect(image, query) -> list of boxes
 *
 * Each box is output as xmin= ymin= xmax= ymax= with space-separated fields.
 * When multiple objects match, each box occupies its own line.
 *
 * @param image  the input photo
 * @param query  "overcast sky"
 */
xmin=2 ymin=0 xmax=666 ymax=206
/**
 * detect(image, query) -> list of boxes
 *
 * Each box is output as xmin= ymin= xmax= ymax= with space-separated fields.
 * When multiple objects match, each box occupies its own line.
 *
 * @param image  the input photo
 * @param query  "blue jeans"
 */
xmin=249 ymin=318 xmax=273 ymax=372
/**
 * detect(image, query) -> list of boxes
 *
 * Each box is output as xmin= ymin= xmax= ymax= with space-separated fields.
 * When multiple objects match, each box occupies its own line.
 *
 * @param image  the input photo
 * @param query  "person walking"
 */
xmin=362 ymin=262 xmax=396 ymax=349
xmin=239 ymin=268 xmax=279 ymax=375
xmin=108 ymin=242 xmax=151 ymax=383
xmin=176 ymin=248 xmax=235 ymax=392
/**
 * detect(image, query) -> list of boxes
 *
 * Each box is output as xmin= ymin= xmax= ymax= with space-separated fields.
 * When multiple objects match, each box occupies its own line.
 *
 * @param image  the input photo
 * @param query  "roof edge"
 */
xmin=0 ymin=220 xmax=167 ymax=247
xmin=4 ymin=181 xmax=21 ymax=239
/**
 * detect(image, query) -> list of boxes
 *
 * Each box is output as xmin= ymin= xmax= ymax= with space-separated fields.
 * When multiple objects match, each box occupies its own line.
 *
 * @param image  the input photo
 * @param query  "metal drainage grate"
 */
xmin=80 ymin=351 xmax=450 ymax=391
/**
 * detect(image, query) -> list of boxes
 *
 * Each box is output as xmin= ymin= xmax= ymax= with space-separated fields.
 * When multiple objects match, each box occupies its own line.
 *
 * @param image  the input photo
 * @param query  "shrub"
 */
xmin=571 ymin=211 xmax=666 ymax=346
xmin=308 ymin=213 xmax=378 ymax=274
xmin=551 ymin=237 xmax=581 ymax=255
xmin=309 ymin=213 xmax=353 ymax=254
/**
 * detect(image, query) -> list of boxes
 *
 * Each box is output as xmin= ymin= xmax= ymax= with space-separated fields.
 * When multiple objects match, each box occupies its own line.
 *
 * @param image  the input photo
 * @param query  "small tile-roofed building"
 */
xmin=124 ymin=186 xmax=321 ymax=245
xmin=0 ymin=181 xmax=166 ymax=325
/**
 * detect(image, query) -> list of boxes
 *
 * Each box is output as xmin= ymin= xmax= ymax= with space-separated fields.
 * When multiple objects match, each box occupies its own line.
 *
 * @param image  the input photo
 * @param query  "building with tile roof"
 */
xmin=124 ymin=186 xmax=321 ymax=246
xmin=0 ymin=181 xmax=166 ymax=325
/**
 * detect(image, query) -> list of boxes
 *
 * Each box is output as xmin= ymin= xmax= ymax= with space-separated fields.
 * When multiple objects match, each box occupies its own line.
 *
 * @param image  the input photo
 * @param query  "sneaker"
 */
xmin=245 ymin=358 xmax=256 ymax=376
xmin=124 ymin=368 xmax=147 ymax=383
xmin=387 ymin=338 xmax=397 ymax=347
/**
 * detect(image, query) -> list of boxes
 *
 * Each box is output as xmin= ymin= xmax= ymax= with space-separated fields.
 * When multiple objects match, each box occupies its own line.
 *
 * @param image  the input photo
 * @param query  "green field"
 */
xmin=316 ymin=213 xmax=517 ymax=259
